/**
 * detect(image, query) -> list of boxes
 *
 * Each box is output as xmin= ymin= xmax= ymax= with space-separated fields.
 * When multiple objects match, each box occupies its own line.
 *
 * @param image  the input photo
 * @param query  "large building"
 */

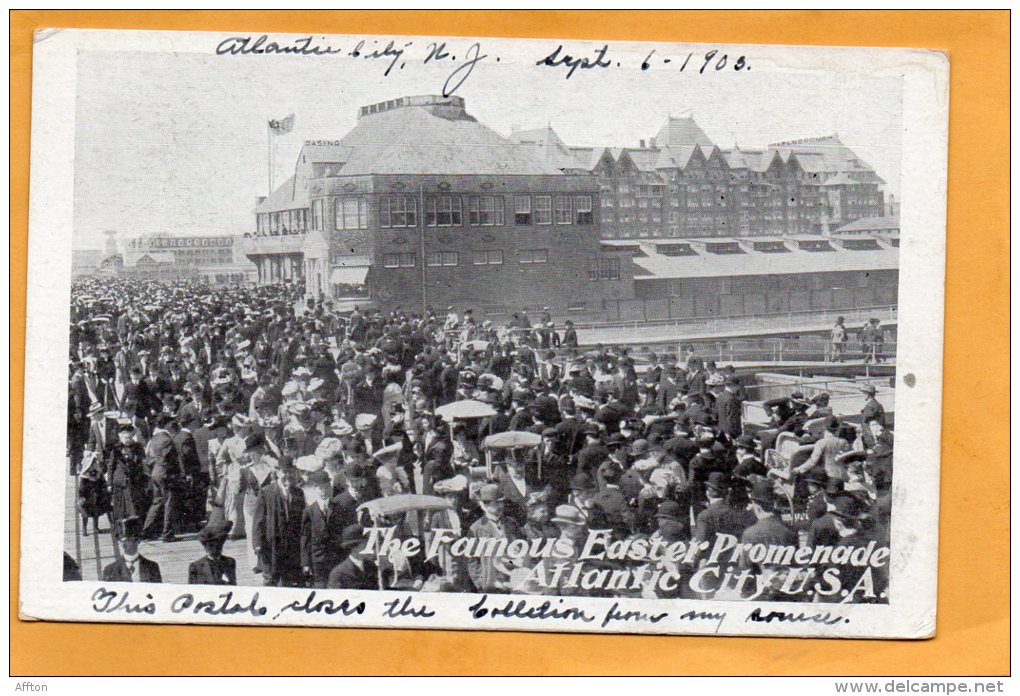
xmin=242 ymin=96 xmax=897 ymax=322
xmin=242 ymin=95 xmax=608 ymax=318
xmin=508 ymin=119 xmax=886 ymax=239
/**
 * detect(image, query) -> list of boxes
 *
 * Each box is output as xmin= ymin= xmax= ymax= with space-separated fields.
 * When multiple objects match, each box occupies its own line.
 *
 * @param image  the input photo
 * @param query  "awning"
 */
xmin=330 ymin=266 xmax=369 ymax=285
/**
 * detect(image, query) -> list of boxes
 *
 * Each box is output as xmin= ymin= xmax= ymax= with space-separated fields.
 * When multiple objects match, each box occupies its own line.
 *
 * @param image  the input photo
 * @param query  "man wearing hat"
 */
xmin=300 ymin=470 xmax=344 ymax=588
xmin=574 ymin=423 xmax=608 ymax=479
xmin=740 ymin=480 xmax=797 ymax=568
xmin=175 ymin=409 xmax=204 ymax=531
xmin=802 ymin=467 xmax=831 ymax=521
xmin=466 ymin=483 xmax=522 ymax=593
xmin=188 ymin=513 xmax=237 ymax=585
xmin=732 ymin=434 xmax=765 ymax=480
xmin=860 ymin=385 xmax=886 ymax=430
xmin=794 ymin=418 xmax=851 ymax=483
xmin=103 ymin=517 xmax=162 ymax=583
xmin=692 ymin=472 xmax=755 ymax=544
xmin=141 ymin=413 xmax=182 ymax=543
xmin=326 ymin=524 xmax=379 ymax=590
xmin=822 ymin=495 xmax=886 ymax=603
xmin=650 ymin=501 xmax=688 ymax=545
xmin=830 ymin=316 xmax=848 ymax=362
xmin=592 ymin=460 xmax=632 ymax=535
xmin=84 ymin=401 xmax=114 ymax=461
xmin=714 ymin=376 xmax=744 ymax=439
xmin=252 ymin=461 xmax=305 ymax=587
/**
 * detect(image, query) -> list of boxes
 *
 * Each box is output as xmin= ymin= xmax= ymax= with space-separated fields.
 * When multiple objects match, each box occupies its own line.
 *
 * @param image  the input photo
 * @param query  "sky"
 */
xmin=72 ymin=37 xmax=903 ymax=249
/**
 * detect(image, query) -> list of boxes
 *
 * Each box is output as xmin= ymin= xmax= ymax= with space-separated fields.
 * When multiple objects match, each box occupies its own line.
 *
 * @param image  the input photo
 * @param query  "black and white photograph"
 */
xmin=21 ymin=29 xmax=948 ymax=638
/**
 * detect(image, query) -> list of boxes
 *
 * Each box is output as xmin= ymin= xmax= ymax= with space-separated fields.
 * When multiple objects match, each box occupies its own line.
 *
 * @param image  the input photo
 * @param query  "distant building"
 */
xmin=509 ymin=120 xmax=886 ymax=239
xmin=242 ymin=95 xmax=606 ymax=318
xmin=122 ymin=232 xmax=255 ymax=285
xmin=71 ymin=249 xmax=104 ymax=278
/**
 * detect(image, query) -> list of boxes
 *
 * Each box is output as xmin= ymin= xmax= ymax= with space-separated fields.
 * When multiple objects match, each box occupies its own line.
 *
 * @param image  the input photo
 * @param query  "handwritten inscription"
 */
xmin=170 ymin=591 xmax=267 ymax=617
xmin=213 ymin=36 xmax=750 ymax=96
xmin=468 ymin=594 xmax=595 ymax=623
xmin=600 ymin=601 xmax=668 ymax=629
xmin=91 ymin=588 xmax=156 ymax=615
xmin=274 ymin=590 xmax=366 ymax=620
xmin=745 ymin=608 xmax=848 ymax=626
xmin=382 ymin=596 xmax=436 ymax=619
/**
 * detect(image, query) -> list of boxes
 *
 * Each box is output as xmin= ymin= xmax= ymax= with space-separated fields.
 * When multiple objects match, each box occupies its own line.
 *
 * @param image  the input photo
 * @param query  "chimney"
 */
xmin=639 ymin=139 xmax=646 ymax=148
xmin=649 ymin=137 xmax=656 ymax=149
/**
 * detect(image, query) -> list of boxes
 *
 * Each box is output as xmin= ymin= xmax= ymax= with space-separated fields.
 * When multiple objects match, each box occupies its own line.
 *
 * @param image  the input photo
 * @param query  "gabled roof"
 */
xmin=655 ymin=116 xmax=716 ymax=151
xmin=624 ymin=148 xmax=663 ymax=172
xmin=768 ymin=135 xmax=885 ymax=184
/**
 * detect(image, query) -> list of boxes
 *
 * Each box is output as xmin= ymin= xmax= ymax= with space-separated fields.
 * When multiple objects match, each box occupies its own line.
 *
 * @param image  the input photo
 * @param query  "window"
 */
xmin=567 ymin=302 xmax=587 ymax=312
xmin=473 ymin=250 xmax=504 ymax=265
xmin=383 ymin=253 xmax=416 ymax=268
xmin=555 ymin=195 xmax=572 ymax=224
xmin=575 ymin=195 xmax=593 ymax=224
xmin=426 ymin=251 xmax=459 ymax=267
xmin=519 ymin=249 xmax=548 ymax=264
xmin=588 ymin=258 xmax=621 ymax=281
xmin=484 ymin=306 xmax=509 ymax=316
xmin=467 ymin=195 xmax=503 ymax=226
xmin=425 ymin=195 xmax=462 ymax=227
xmin=514 ymin=196 xmax=532 ymax=225
xmin=335 ymin=196 xmax=369 ymax=230
xmin=534 ymin=196 xmax=552 ymax=225
xmin=380 ymin=196 xmax=417 ymax=228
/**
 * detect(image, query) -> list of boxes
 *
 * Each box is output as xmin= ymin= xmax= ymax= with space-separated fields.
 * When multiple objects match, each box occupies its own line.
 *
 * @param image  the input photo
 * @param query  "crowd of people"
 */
xmin=65 ymin=277 xmax=894 ymax=602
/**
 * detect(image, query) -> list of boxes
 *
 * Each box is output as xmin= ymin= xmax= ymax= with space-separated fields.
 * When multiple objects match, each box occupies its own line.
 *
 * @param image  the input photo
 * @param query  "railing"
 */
xmin=679 ymin=337 xmax=897 ymax=364
xmin=239 ymin=233 xmax=308 ymax=255
xmin=572 ymin=304 xmax=897 ymax=333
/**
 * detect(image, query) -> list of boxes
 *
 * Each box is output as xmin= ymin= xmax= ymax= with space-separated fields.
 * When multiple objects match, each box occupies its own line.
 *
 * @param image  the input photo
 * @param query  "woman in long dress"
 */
xmin=105 ymin=423 xmax=148 ymax=526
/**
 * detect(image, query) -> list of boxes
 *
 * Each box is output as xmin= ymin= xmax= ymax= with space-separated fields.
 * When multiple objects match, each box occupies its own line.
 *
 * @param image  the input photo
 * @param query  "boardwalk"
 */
xmin=63 ymin=473 xmax=261 ymax=586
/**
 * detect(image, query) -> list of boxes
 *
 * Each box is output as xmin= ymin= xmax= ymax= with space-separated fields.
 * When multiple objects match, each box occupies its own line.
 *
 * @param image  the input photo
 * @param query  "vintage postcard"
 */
xmin=20 ymin=28 xmax=948 ymax=638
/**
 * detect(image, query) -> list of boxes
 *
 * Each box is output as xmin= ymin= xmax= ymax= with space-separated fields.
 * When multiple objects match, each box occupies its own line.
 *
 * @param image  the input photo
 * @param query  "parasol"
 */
xmin=434 ymin=399 xmax=496 ymax=421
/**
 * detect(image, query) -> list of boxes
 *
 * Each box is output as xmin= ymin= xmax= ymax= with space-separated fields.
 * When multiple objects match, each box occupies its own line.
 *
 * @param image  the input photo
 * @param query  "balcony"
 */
xmin=239 ymin=232 xmax=308 ymax=257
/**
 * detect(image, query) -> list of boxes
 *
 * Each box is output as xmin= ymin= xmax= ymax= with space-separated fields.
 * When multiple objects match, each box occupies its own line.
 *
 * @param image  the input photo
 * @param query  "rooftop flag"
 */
xmin=268 ymin=113 xmax=294 ymax=135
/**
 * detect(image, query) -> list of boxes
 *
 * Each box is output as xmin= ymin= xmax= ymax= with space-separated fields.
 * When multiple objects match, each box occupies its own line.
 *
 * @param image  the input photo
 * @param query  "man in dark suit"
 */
xmin=85 ymin=401 xmax=114 ymax=460
xmin=326 ymin=525 xmax=379 ymax=590
xmin=739 ymin=480 xmax=797 ymax=586
xmin=252 ymin=461 xmax=305 ymax=587
xmin=692 ymin=472 xmax=756 ymax=544
xmin=574 ymin=424 xmax=609 ymax=477
xmin=591 ymin=460 xmax=632 ymax=535
xmin=301 ymin=470 xmax=345 ymax=587
xmin=103 ymin=517 xmax=162 ymax=583
xmin=188 ymin=516 xmax=238 ymax=586
xmin=122 ymin=365 xmax=158 ymax=430
xmin=141 ymin=413 xmax=182 ymax=542
xmin=714 ymin=377 xmax=744 ymax=439
xmin=174 ymin=410 xmax=204 ymax=530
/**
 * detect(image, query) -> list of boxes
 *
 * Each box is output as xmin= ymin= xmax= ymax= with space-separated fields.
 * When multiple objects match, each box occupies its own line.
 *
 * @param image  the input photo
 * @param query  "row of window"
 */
xmin=306 ymin=194 xmax=596 ymax=232
xmin=380 ymin=249 xmax=550 ymax=269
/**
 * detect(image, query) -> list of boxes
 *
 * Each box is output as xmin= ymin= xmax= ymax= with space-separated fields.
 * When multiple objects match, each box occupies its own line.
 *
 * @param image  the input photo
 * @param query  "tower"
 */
xmin=103 ymin=230 xmax=119 ymax=257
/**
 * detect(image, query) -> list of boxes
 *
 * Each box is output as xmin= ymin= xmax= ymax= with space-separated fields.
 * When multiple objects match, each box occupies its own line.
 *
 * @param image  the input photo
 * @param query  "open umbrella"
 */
xmin=434 ymin=399 xmax=497 ymax=421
